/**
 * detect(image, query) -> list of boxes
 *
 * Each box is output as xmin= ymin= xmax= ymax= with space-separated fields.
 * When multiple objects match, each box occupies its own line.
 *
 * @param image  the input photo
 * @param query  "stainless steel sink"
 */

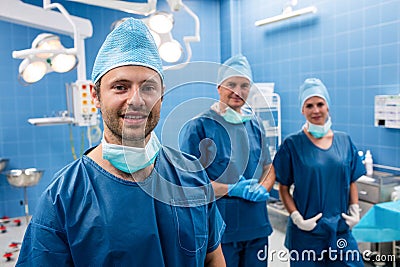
xmin=4 ymin=168 xmax=44 ymax=187
xmin=4 ymin=168 xmax=44 ymax=223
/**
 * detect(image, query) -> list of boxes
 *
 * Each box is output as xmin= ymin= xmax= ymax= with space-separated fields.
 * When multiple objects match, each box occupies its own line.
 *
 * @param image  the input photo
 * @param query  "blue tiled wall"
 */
xmin=1 ymin=0 xmax=399 ymax=218
xmin=237 ymin=0 xmax=400 ymax=169
xmin=0 ymin=0 xmax=221 ymax=217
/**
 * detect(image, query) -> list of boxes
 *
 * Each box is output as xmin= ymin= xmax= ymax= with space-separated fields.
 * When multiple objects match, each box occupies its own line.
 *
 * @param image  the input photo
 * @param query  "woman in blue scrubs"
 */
xmin=180 ymin=55 xmax=275 ymax=266
xmin=273 ymin=78 xmax=365 ymax=266
xmin=17 ymin=18 xmax=226 ymax=267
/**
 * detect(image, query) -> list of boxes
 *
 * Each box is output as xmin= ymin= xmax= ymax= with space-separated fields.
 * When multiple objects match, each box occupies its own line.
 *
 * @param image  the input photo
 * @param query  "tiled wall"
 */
xmin=237 ymin=0 xmax=400 ymax=169
xmin=0 ymin=0 xmax=221 ymax=217
xmin=1 ymin=0 xmax=399 ymax=218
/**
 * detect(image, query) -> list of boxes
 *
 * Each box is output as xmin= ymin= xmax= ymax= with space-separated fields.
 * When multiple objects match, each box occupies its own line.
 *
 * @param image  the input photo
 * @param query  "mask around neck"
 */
xmin=211 ymin=103 xmax=252 ymax=124
xmin=102 ymin=131 xmax=161 ymax=173
xmin=306 ymin=116 xmax=332 ymax=138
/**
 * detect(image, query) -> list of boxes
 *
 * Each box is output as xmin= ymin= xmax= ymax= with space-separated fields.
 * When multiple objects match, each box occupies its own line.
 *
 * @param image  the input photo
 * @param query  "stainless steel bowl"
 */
xmin=0 ymin=158 xmax=9 ymax=172
xmin=5 ymin=168 xmax=44 ymax=187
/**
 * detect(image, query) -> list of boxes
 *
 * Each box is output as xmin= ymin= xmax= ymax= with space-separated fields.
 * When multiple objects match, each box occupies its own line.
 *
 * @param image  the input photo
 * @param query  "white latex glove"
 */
xmin=290 ymin=211 xmax=322 ymax=231
xmin=341 ymin=203 xmax=360 ymax=229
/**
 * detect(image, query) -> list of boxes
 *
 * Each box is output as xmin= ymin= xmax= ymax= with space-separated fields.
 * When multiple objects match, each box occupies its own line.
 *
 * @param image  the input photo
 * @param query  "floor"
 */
xmin=0 ymin=216 xmax=27 ymax=267
xmin=268 ymin=229 xmax=290 ymax=266
xmin=268 ymin=203 xmax=290 ymax=266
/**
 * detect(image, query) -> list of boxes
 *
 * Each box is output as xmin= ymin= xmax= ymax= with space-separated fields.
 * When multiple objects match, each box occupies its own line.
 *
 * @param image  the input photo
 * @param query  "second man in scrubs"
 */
xmin=180 ymin=55 xmax=275 ymax=266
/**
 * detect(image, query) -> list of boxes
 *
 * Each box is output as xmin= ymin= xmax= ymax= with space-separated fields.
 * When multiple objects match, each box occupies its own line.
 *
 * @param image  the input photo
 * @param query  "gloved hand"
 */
xmin=290 ymin=211 xmax=322 ymax=231
xmin=228 ymin=176 xmax=269 ymax=202
xmin=247 ymin=182 xmax=270 ymax=202
xmin=341 ymin=203 xmax=360 ymax=229
xmin=227 ymin=176 xmax=252 ymax=198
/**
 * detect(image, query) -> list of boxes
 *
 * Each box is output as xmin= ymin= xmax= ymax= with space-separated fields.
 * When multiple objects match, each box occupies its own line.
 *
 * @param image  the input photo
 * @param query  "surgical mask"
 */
xmin=306 ymin=116 xmax=332 ymax=138
xmin=102 ymin=132 xmax=161 ymax=173
xmin=211 ymin=103 xmax=252 ymax=124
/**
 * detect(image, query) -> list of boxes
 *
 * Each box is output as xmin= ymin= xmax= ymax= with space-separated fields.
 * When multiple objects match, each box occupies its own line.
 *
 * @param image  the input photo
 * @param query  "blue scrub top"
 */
xmin=273 ymin=130 xmax=366 ymax=253
xmin=180 ymin=108 xmax=273 ymax=243
xmin=17 ymin=147 xmax=225 ymax=267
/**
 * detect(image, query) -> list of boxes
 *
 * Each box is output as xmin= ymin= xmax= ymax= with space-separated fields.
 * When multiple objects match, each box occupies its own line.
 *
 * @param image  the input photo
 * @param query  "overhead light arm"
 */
xmin=165 ymin=2 xmax=200 ymax=70
xmin=166 ymin=0 xmax=183 ymax=11
xmin=12 ymin=1 xmax=78 ymax=58
xmin=12 ymin=48 xmax=77 ymax=59
xmin=42 ymin=0 xmax=87 ymax=81
xmin=0 ymin=0 xmax=92 ymax=38
xmin=182 ymin=3 xmax=200 ymax=45
xmin=43 ymin=1 xmax=78 ymax=49
xmin=67 ymin=0 xmax=157 ymax=16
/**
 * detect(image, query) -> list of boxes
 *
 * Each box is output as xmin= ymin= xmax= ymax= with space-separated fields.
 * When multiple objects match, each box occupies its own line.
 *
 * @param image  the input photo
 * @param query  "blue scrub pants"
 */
xmin=222 ymin=237 xmax=268 ymax=267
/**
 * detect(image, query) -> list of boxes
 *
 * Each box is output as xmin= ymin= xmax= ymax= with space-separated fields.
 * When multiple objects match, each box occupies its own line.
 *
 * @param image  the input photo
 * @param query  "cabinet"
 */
xmin=247 ymin=83 xmax=281 ymax=159
xmin=356 ymin=171 xmax=400 ymax=265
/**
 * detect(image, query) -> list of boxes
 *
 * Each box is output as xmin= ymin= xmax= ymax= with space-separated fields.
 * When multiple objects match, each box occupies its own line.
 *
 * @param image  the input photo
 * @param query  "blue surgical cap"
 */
xmin=299 ymin=78 xmax=331 ymax=111
xmin=217 ymin=54 xmax=253 ymax=85
xmin=91 ymin=17 xmax=164 ymax=84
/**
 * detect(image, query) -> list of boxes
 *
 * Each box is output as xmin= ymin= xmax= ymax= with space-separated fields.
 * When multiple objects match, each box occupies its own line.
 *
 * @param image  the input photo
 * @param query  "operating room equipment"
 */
xmin=255 ymin=0 xmax=317 ymax=27
xmin=4 ymin=168 xmax=44 ymax=223
xmin=68 ymin=0 xmax=157 ymax=16
xmin=8 ymin=0 xmax=91 ymax=83
xmin=353 ymin=200 xmax=400 ymax=267
xmin=1 ymin=0 xmax=100 ymax=160
xmin=375 ymin=95 xmax=400 ymax=129
xmin=78 ymin=0 xmax=200 ymax=68
xmin=13 ymin=33 xmax=78 ymax=84
xmin=2 ymin=0 xmax=97 ymax=125
xmin=247 ymin=83 xmax=281 ymax=159
xmin=365 ymin=149 xmax=374 ymax=176
xmin=355 ymin=171 xmax=400 ymax=265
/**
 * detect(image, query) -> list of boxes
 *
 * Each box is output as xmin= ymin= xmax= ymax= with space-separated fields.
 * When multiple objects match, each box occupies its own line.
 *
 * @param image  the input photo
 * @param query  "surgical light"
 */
xmin=148 ymin=12 xmax=173 ymax=34
xmin=159 ymin=40 xmax=182 ymax=63
xmin=13 ymin=33 xmax=78 ymax=84
xmin=19 ymin=59 xmax=47 ymax=84
xmin=52 ymin=53 xmax=77 ymax=73
xmin=111 ymin=1 xmax=199 ymax=68
xmin=33 ymin=33 xmax=63 ymax=57
xmin=136 ymin=12 xmax=183 ymax=64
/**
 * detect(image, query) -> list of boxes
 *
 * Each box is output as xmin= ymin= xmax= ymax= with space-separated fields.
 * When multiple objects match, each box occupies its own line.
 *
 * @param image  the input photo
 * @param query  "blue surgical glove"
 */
xmin=228 ymin=177 xmax=269 ymax=202
xmin=247 ymin=183 xmax=270 ymax=202
xmin=227 ymin=176 xmax=250 ymax=198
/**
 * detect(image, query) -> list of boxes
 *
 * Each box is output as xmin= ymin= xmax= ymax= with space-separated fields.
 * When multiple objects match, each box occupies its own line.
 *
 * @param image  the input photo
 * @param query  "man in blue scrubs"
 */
xmin=180 ymin=55 xmax=275 ymax=266
xmin=273 ymin=78 xmax=365 ymax=266
xmin=17 ymin=18 xmax=226 ymax=266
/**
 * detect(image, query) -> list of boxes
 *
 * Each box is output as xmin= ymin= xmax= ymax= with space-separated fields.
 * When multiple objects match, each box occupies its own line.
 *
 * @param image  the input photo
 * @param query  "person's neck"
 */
xmin=303 ymin=128 xmax=333 ymax=149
